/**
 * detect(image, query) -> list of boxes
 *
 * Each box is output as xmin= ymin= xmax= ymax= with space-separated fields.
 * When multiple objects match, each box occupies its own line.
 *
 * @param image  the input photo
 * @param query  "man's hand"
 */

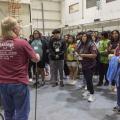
xmin=31 ymin=53 xmax=40 ymax=63
xmin=36 ymin=53 xmax=40 ymax=62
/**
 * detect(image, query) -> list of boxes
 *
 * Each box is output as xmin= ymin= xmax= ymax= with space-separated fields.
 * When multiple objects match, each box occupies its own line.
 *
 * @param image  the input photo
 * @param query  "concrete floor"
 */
xmin=29 ymin=81 xmax=120 ymax=120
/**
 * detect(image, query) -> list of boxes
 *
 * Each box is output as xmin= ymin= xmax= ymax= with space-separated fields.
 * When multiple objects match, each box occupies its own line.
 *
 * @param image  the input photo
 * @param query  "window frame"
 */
xmin=69 ymin=3 xmax=79 ymax=14
xmin=106 ymin=0 xmax=116 ymax=3
xmin=86 ymin=0 xmax=97 ymax=9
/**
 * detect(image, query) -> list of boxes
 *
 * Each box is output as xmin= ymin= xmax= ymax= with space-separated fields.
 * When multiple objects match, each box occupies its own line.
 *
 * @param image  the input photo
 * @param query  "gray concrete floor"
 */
xmin=29 ymin=81 xmax=120 ymax=120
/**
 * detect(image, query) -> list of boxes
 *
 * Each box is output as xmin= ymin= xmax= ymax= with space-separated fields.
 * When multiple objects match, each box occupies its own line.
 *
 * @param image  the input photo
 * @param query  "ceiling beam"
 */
xmin=31 ymin=8 xmax=60 ymax=13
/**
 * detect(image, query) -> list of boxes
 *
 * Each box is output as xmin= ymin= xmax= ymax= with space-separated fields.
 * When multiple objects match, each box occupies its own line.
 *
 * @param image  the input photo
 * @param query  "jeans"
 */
xmin=99 ymin=63 xmax=109 ymax=84
xmin=82 ymin=68 xmax=94 ymax=94
xmin=0 ymin=83 xmax=30 ymax=120
xmin=64 ymin=60 xmax=69 ymax=76
xmin=50 ymin=60 xmax=64 ymax=83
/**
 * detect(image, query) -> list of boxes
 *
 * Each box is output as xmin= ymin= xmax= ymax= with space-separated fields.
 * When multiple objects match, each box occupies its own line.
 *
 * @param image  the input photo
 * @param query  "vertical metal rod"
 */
xmin=41 ymin=2 xmax=45 ymax=35
xmin=82 ymin=0 xmax=84 ymax=19
xmin=29 ymin=3 xmax=33 ymax=34
xmin=37 ymin=18 xmax=39 ymax=30
xmin=35 ymin=63 xmax=38 ymax=120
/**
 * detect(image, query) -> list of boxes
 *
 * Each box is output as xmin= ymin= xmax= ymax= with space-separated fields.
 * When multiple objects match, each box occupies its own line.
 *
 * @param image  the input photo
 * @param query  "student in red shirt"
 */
xmin=0 ymin=17 xmax=40 ymax=120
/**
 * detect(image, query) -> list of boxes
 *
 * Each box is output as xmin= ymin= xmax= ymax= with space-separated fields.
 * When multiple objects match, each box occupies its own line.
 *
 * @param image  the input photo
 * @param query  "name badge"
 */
xmin=34 ymin=46 xmax=38 ymax=50
xmin=55 ymin=48 xmax=60 ymax=52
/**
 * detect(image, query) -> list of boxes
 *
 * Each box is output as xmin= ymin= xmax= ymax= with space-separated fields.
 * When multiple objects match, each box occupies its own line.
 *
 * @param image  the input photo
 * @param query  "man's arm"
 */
xmin=23 ymin=40 xmax=40 ymax=62
xmin=49 ymin=40 xmax=55 ymax=56
xmin=31 ymin=53 xmax=40 ymax=63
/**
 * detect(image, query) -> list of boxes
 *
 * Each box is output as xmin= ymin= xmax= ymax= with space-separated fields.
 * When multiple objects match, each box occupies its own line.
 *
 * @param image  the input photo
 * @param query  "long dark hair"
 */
xmin=68 ymin=35 xmax=76 ymax=44
xmin=111 ymin=30 xmax=120 ymax=41
xmin=81 ymin=32 xmax=92 ymax=43
xmin=101 ymin=31 xmax=109 ymax=39
xmin=33 ymin=30 xmax=42 ymax=39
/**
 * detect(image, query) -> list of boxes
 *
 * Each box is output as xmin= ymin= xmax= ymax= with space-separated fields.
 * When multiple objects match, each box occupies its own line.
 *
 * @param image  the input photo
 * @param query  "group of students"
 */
xmin=0 ymin=16 xmax=120 ymax=120
xmin=28 ymin=29 xmax=120 ymax=112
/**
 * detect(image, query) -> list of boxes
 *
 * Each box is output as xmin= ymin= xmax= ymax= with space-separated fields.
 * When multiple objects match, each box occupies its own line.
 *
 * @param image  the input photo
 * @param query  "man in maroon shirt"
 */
xmin=0 ymin=17 xmax=40 ymax=120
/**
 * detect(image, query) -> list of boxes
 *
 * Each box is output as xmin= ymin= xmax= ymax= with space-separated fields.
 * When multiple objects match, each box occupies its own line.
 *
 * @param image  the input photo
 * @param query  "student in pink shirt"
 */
xmin=0 ymin=17 xmax=40 ymax=120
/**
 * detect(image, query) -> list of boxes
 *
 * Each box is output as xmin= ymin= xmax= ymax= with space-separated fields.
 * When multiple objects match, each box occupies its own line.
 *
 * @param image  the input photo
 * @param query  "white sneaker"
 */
xmin=82 ymin=91 xmax=90 ymax=98
xmin=77 ymin=84 xmax=83 ymax=89
xmin=114 ymin=87 xmax=117 ymax=92
xmin=66 ymin=76 xmax=69 ymax=80
xmin=70 ymin=80 xmax=77 ymax=85
xmin=88 ymin=94 xmax=95 ymax=102
xmin=85 ymin=86 xmax=87 ymax=90
xmin=67 ymin=80 xmax=77 ymax=85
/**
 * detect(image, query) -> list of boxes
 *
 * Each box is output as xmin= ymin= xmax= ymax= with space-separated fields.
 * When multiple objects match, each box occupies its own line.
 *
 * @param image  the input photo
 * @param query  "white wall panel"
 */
xmin=31 ymin=10 xmax=42 ymax=19
xmin=32 ymin=20 xmax=61 ymax=29
xmin=31 ymin=0 xmax=41 ymax=9
xmin=63 ymin=0 xmax=120 ymax=31
xmin=31 ymin=0 xmax=62 ymax=35
xmin=44 ymin=12 xmax=60 ymax=20
xmin=43 ymin=1 xmax=60 ymax=11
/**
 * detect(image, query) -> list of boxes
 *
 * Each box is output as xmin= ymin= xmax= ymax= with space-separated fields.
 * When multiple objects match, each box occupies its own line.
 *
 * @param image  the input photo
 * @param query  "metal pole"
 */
xmin=41 ymin=2 xmax=45 ymax=35
xmin=82 ymin=0 xmax=84 ymax=19
xmin=37 ymin=18 xmax=39 ymax=30
xmin=35 ymin=63 xmax=38 ymax=120
xmin=29 ymin=3 xmax=33 ymax=34
xmin=102 ymin=26 xmax=104 ymax=32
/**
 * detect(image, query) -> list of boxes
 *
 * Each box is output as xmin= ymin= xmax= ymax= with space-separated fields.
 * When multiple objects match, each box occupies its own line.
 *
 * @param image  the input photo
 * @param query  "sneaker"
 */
xmin=113 ymin=106 xmax=120 ymax=113
xmin=41 ymin=80 xmax=45 ymax=86
xmin=104 ymin=82 xmax=109 ymax=86
xmin=52 ymin=82 xmax=58 ymax=87
xmin=33 ymin=82 xmax=41 ymax=88
xmin=113 ymin=106 xmax=118 ymax=111
xmin=88 ymin=94 xmax=95 ymax=102
xmin=66 ymin=76 xmax=69 ymax=80
xmin=109 ymin=86 xmax=116 ymax=93
xmin=60 ymin=81 xmax=64 ymax=87
xmin=71 ymin=80 xmax=77 ymax=85
xmin=97 ymin=82 xmax=103 ymax=86
xmin=114 ymin=87 xmax=117 ymax=92
xmin=68 ymin=80 xmax=77 ymax=85
xmin=85 ymin=86 xmax=87 ymax=90
xmin=77 ymin=84 xmax=84 ymax=89
xmin=116 ymin=108 xmax=120 ymax=114
xmin=93 ymin=75 xmax=98 ymax=79
xmin=82 ymin=91 xmax=90 ymax=98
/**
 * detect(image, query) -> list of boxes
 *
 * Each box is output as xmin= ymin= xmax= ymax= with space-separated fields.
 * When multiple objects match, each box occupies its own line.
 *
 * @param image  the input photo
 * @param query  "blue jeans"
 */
xmin=0 ymin=83 xmax=30 ymax=120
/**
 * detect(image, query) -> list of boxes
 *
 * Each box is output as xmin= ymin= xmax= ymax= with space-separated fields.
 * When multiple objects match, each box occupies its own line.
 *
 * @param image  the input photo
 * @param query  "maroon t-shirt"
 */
xmin=0 ymin=37 xmax=36 ymax=85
